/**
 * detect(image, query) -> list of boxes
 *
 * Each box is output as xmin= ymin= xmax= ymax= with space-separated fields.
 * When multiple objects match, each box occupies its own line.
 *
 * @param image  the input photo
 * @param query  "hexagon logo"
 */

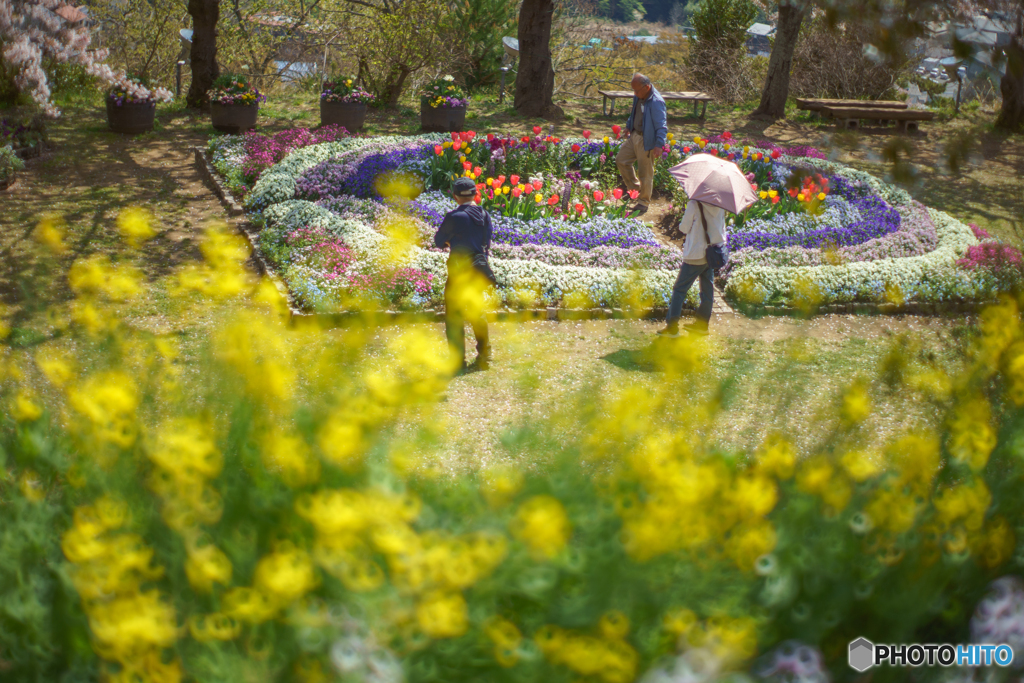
xmin=849 ymin=637 xmax=874 ymax=672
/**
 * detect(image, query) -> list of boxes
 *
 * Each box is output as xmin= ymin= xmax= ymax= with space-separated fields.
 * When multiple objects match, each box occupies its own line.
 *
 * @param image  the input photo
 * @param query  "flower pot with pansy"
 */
xmin=208 ymin=75 xmax=266 ymax=134
xmin=420 ymin=75 xmax=468 ymax=132
xmin=320 ymin=77 xmax=374 ymax=132
xmin=105 ymin=76 xmax=173 ymax=135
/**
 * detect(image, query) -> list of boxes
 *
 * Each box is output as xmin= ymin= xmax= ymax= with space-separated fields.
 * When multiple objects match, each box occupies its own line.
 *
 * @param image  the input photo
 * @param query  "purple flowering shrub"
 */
xmin=239 ymin=126 xmax=349 ymax=191
xmin=297 ymin=142 xmax=433 ymax=200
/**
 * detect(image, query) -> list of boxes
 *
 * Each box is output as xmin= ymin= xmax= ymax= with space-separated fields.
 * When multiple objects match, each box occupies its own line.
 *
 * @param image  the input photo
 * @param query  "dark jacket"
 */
xmin=434 ymin=204 xmax=492 ymax=257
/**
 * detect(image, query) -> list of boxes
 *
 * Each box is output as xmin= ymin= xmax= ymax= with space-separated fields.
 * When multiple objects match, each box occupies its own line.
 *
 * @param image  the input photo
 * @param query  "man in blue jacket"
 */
xmin=434 ymin=177 xmax=496 ymax=373
xmin=615 ymin=73 xmax=668 ymax=217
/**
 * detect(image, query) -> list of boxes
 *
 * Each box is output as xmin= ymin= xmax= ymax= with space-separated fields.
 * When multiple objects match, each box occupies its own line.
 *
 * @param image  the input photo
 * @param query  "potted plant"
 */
xmin=0 ymin=144 xmax=25 ymax=190
xmin=320 ymin=77 xmax=374 ymax=132
xmin=420 ymin=75 xmax=468 ymax=132
xmin=209 ymin=74 xmax=266 ymax=134
xmin=1 ymin=116 xmax=48 ymax=159
xmin=105 ymin=76 xmax=172 ymax=135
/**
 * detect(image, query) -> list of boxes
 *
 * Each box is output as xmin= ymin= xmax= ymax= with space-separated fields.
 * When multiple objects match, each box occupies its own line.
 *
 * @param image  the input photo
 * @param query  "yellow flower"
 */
xmin=841 ymin=381 xmax=871 ymax=425
xmin=948 ymin=397 xmax=997 ymax=470
xmin=185 ymin=542 xmax=233 ymax=593
xmin=817 ymin=192 xmax=826 ymax=201
xmin=486 ymin=177 xmax=494 ymax=186
xmin=116 ymin=207 xmax=157 ymax=248
xmin=759 ymin=191 xmax=768 ymax=200
xmin=840 ymin=450 xmax=883 ymax=482
xmin=599 ymin=611 xmax=630 ymax=639
xmin=797 ymin=193 xmax=805 ymax=201
xmin=416 ymin=591 xmax=469 ymax=638
xmin=603 ymin=136 xmax=610 ymax=144
xmin=13 ymin=390 xmax=43 ymax=422
xmin=19 ymin=470 xmax=45 ymax=502
xmin=510 ymin=495 xmax=571 ymax=560
xmin=253 ymin=544 xmax=318 ymax=605
xmin=480 ymin=466 xmax=523 ymax=508
xmin=534 ymin=193 xmax=542 ymax=203
xmin=767 ymin=189 xmax=777 ymax=199
xmin=756 ymin=435 xmax=796 ymax=479
xmin=32 ymin=214 xmax=68 ymax=253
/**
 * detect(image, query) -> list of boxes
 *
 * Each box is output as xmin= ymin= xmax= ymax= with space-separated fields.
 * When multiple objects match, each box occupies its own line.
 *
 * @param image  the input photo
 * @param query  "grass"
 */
xmin=1 ymin=85 xmax=1020 ymax=470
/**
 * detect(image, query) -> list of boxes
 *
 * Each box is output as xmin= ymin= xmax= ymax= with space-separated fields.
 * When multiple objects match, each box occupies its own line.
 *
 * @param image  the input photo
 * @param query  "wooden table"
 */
xmin=820 ymin=106 xmax=935 ymax=133
xmin=599 ymin=90 xmax=714 ymax=118
xmin=796 ymin=98 xmax=908 ymax=113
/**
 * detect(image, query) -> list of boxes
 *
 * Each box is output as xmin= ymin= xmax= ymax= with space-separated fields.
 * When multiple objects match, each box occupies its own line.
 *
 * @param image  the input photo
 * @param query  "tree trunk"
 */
xmin=995 ymin=20 xmax=1024 ymax=132
xmin=514 ymin=0 xmax=563 ymax=119
xmin=752 ymin=1 xmax=806 ymax=119
xmin=186 ymin=0 xmax=220 ymax=110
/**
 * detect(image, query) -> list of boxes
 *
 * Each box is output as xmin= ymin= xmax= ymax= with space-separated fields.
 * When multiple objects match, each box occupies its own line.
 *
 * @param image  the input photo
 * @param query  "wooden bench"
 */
xmin=599 ymin=90 xmax=714 ymax=118
xmin=820 ymin=106 xmax=935 ymax=133
xmin=796 ymin=98 xmax=908 ymax=114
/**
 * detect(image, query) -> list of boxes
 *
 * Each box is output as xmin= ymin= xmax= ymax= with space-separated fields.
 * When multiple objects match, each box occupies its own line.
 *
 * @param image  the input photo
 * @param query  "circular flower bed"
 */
xmin=210 ymin=126 xmax=1019 ymax=313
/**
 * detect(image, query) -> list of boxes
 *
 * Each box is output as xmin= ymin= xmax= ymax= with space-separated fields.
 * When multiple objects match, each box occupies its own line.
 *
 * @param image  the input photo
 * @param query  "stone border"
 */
xmin=193 ymin=145 xmax=995 ymax=327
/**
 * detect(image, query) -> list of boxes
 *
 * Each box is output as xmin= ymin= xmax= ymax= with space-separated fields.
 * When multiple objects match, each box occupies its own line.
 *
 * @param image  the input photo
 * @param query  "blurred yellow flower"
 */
xmin=116 ymin=206 xmax=157 ymax=247
xmin=416 ymin=591 xmax=468 ymax=638
xmin=32 ymin=214 xmax=68 ymax=253
xmin=510 ymin=495 xmax=571 ymax=560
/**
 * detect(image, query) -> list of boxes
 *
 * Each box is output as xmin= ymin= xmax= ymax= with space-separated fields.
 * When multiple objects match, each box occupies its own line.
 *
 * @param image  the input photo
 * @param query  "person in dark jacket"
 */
xmin=434 ymin=177 xmax=496 ymax=372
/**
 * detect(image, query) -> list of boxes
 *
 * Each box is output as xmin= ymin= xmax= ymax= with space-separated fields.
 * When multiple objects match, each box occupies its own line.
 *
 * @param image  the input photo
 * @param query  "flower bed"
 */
xmin=210 ymin=126 xmax=1019 ymax=313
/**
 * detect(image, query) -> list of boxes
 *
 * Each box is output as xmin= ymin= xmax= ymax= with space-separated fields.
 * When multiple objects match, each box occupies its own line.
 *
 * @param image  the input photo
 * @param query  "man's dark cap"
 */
xmin=453 ymin=177 xmax=477 ymax=197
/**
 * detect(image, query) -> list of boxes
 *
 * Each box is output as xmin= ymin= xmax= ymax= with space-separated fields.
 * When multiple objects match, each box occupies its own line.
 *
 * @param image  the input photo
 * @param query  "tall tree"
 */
xmin=752 ymin=0 xmax=808 ymax=119
xmin=995 ymin=7 xmax=1024 ymax=131
xmin=186 ymin=0 xmax=220 ymax=109
xmin=515 ymin=0 xmax=564 ymax=119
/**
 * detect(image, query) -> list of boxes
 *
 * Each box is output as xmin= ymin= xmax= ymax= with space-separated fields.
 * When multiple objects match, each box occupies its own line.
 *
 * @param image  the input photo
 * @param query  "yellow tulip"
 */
xmin=818 ymin=192 xmax=826 ymax=201
xmin=759 ymin=191 xmax=767 ymax=200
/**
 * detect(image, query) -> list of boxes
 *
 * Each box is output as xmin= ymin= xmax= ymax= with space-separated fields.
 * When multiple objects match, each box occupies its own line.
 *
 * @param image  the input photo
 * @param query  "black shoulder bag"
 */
xmin=698 ymin=202 xmax=730 ymax=271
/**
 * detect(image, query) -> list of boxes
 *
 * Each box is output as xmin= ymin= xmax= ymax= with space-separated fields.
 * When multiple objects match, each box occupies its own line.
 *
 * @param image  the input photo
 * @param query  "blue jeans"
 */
xmin=667 ymin=262 xmax=714 ymax=325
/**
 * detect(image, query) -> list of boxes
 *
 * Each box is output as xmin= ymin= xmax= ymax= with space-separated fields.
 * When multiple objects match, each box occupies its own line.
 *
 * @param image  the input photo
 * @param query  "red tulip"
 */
xmin=474 ymin=193 xmax=481 ymax=203
xmin=473 ymin=166 xmax=482 ymax=176
xmin=723 ymin=131 xmax=732 ymax=140
xmin=613 ymin=188 xmax=623 ymax=200
xmin=466 ymin=131 xmax=476 ymax=139
xmin=709 ymin=149 xmax=719 ymax=156
xmin=612 ymin=124 xmax=621 ymax=139
xmin=487 ymin=133 xmax=495 ymax=142
xmin=582 ymin=130 xmax=591 ymax=139
xmin=463 ymin=161 xmax=472 ymax=170
xmin=521 ymin=136 xmax=530 ymax=143
xmin=575 ymin=203 xmax=585 ymax=213
xmin=548 ymin=195 xmax=559 ymax=206
xmin=628 ymin=190 xmax=639 ymax=200
xmin=683 ymin=146 xmax=691 ymax=153
xmin=771 ymin=196 xmax=780 ymax=204
xmin=594 ymin=190 xmax=605 ymax=201
xmin=510 ymin=175 xmax=520 ymax=185
xmin=512 ymin=187 xmax=522 ymax=198
xmin=771 ymin=149 xmax=781 ymax=159
xmin=532 ymin=181 xmax=543 ymax=191
xmin=572 ymin=143 xmax=581 ymax=153
xmin=788 ymin=188 xmax=798 ymax=197
xmin=727 ymin=153 xmax=735 ymax=160
xmin=750 ymin=183 xmax=758 ymax=192
xmin=533 ymin=126 xmax=542 ymax=135
xmin=434 ymin=145 xmax=443 ymax=155
xmin=451 ymin=132 xmax=460 ymax=142
xmin=497 ymin=175 xmax=506 ymax=183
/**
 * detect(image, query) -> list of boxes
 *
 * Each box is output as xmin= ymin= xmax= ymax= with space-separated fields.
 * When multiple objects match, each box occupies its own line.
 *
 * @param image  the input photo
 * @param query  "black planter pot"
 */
xmin=320 ymin=100 xmax=367 ymax=132
xmin=106 ymin=99 xmax=156 ymax=135
xmin=210 ymin=103 xmax=259 ymax=134
xmin=420 ymin=103 xmax=466 ymax=132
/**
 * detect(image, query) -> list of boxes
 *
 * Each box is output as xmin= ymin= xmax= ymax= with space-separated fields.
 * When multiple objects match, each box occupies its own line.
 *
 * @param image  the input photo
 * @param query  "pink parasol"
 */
xmin=668 ymin=154 xmax=758 ymax=214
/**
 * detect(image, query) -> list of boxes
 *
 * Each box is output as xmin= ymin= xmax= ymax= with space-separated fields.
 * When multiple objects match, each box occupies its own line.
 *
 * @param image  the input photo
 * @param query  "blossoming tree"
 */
xmin=0 ymin=0 xmax=170 ymax=116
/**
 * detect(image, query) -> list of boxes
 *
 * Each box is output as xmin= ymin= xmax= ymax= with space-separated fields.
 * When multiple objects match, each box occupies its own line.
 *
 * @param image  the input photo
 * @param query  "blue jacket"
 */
xmin=625 ymin=87 xmax=668 ymax=152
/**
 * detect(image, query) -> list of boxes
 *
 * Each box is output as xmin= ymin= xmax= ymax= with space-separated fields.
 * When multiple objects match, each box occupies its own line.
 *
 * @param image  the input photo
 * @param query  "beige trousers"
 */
xmin=615 ymin=131 xmax=655 ymax=206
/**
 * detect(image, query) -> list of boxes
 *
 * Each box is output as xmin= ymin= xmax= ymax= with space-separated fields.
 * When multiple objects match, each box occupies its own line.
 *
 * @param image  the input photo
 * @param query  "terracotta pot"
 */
xmin=420 ymin=103 xmax=466 ymax=132
xmin=106 ymin=99 xmax=156 ymax=135
xmin=210 ymin=103 xmax=259 ymax=134
xmin=320 ymin=100 xmax=367 ymax=132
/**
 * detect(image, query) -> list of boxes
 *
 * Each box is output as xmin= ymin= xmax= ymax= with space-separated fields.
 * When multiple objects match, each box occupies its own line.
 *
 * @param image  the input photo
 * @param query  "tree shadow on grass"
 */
xmin=601 ymin=344 xmax=662 ymax=372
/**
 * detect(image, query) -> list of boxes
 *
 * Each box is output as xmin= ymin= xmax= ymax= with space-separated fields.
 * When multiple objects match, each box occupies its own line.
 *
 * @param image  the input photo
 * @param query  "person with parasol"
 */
xmin=657 ymin=153 xmax=757 ymax=337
